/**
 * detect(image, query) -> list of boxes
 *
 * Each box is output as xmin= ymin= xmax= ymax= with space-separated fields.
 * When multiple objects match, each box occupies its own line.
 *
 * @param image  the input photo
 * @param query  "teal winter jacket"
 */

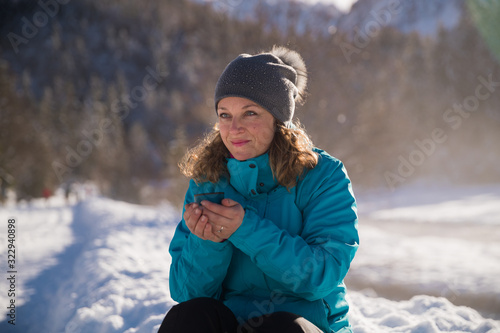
xmin=169 ymin=148 xmax=359 ymax=332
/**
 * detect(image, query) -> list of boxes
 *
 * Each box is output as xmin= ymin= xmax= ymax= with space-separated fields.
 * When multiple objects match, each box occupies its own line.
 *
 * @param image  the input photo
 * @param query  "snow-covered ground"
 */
xmin=350 ymin=183 xmax=500 ymax=326
xmin=0 ymin=183 xmax=499 ymax=332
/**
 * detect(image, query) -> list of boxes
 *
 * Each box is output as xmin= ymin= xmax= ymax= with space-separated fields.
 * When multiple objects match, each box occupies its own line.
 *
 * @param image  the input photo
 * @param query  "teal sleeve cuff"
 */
xmin=227 ymin=207 xmax=261 ymax=253
xmin=189 ymin=232 xmax=232 ymax=253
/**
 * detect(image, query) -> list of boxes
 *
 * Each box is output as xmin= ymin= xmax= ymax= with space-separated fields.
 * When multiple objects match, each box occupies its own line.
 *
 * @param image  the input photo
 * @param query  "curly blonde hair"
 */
xmin=179 ymin=121 xmax=318 ymax=189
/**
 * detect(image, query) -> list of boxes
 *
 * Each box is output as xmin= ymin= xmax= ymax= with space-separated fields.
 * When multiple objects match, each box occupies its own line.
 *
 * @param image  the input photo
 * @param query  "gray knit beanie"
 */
xmin=215 ymin=46 xmax=308 ymax=126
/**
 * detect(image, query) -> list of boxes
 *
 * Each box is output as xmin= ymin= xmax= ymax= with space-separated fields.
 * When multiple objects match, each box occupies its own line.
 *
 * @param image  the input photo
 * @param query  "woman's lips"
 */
xmin=231 ymin=140 xmax=250 ymax=147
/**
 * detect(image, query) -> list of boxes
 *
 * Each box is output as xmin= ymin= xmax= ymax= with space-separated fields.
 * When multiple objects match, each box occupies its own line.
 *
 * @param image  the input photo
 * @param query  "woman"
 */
xmin=159 ymin=46 xmax=359 ymax=333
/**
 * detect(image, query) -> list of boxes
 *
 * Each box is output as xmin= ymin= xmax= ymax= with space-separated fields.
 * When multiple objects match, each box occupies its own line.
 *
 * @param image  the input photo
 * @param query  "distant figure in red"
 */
xmin=42 ymin=188 xmax=52 ymax=201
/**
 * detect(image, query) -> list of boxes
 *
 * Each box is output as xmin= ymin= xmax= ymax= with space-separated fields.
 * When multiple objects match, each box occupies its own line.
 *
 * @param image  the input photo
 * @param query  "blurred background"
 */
xmin=1 ymin=0 xmax=499 ymax=205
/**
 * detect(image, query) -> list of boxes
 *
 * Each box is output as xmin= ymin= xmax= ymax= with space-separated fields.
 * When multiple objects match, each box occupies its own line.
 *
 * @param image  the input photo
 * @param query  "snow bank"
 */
xmin=0 ymin=195 xmax=74 ymax=313
xmin=357 ymin=183 xmax=500 ymax=224
xmin=350 ymin=184 xmax=500 ymax=319
xmin=58 ymin=198 xmax=178 ymax=333
xmin=347 ymin=223 xmax=500 ymax=316
xmin=349 ymin=292 xmax=500 ymax=333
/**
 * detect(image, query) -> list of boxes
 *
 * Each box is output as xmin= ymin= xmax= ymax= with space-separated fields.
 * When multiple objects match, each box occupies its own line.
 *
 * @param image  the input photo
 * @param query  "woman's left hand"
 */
xmin=199 ymin=198 xmax=245 ymax=241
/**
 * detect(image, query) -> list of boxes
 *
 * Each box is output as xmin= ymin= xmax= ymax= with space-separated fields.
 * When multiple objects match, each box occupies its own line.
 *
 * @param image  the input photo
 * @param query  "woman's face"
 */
xmin=217 ymin=97 xmax=276 ymax=161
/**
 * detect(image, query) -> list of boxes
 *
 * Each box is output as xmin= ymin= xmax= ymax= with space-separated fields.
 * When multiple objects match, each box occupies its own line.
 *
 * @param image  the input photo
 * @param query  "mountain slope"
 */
xmin=192 ymin=0 xmax=343 ymax=34
xmin=193 ymin=0 xmax=465 ymax=37
xmin=338 ymin=0 xmax=464 ymax=37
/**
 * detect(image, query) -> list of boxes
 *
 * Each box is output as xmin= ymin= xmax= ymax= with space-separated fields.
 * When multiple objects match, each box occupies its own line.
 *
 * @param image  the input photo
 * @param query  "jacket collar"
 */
xmin=226 ymin=153 xmax=279 ymax=199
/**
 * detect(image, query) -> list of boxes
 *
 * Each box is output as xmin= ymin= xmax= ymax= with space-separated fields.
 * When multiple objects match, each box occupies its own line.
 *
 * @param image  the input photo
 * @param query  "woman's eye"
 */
xmin=245 ymin=111 xmax=257 ymax=116
xmin=219 ymin=113 xmax=230 ymax=119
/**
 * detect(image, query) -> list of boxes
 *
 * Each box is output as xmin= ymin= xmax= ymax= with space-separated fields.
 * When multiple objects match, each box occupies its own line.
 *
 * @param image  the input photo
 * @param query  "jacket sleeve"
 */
xmin=228 ymin=155 xmax=359 ymax=301
xmin=169 ymin=180 xmax=234 ymax=302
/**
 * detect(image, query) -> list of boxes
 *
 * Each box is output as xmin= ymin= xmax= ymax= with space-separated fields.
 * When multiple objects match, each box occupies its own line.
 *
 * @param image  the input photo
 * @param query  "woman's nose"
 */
xmin=230 ymin=118 xmax=243 ymax=133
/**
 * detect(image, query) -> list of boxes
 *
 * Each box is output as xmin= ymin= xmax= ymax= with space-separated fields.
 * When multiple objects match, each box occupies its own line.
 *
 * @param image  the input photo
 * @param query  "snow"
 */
xmin=299 ymin=0 xmax=359 ymax=13
xmin=360 ymin=184 xmax=500 ymax=225
xmin=350 ymin=184 xmax=500 ymax=323
xmin=349 ymin=293 xmax=499 ymax=333
xmin=1 ymin=183 xmax=500 ymax=332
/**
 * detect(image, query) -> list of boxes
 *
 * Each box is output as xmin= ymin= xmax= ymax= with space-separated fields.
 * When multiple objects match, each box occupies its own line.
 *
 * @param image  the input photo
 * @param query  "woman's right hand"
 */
xmin=184 ymin=203 xmax=222 ymax=242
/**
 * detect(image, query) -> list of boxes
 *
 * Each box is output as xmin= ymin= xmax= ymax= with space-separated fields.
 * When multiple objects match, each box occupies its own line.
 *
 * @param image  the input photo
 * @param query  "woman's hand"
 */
xmin=184 ymin=203 xmax=218 ymax=242
xmin=201 ymin=198 xmax=245 ymax=240
xmin=184 ymin=199 xmax=244 ymax=242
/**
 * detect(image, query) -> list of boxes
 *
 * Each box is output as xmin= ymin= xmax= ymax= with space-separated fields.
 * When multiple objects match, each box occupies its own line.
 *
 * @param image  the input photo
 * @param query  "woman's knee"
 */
xmin=158 ymin=298 xmax=238 ymax=333
xmin=173 ymin=297 xmax=224 ymax=311
xmin=240 ymin=311 xmax=322 ymax=333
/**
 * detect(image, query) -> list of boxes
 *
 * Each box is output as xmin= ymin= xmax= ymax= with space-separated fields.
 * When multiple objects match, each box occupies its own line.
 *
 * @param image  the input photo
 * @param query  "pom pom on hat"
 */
xmin=269 ymin=45 xmax=308 ymax=105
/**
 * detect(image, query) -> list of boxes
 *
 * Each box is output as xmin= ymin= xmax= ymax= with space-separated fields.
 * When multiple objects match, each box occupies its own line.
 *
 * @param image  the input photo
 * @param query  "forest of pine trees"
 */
xmin=1 ymin=0 xmax=499 ymax=204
